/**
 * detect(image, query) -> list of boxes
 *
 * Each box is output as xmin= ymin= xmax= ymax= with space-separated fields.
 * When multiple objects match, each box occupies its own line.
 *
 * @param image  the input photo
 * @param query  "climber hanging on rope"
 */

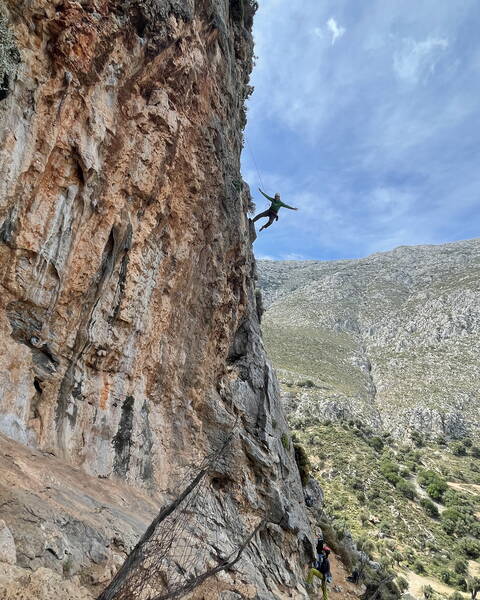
xmin=252 ymin=188 xmax=298 ymax=231
xmin=306 ymin=545 xmax=332 ymax=600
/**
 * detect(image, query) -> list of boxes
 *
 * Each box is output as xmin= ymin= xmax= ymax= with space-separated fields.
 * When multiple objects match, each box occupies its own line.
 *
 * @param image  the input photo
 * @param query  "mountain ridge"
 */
xmin=258 ymin=237 xmax=480 ymax=440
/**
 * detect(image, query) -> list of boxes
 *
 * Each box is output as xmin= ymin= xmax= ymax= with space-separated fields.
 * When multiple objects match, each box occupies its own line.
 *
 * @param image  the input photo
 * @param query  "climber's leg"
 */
xmin=252 ymin=209 xmax=270 ymax=223
xmin=321 ymin=574 xmax=328 ymax=600
xmin=259 ymin=214 xmax=276 ymax=231
xmin=306 ymin=568 xmax=322 ymax=585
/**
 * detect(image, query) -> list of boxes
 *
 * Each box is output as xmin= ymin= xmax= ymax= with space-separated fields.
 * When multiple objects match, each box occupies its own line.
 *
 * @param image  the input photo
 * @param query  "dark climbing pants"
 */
xmin=252 ymin=209 xmax=278 ymax=230
xmin=307 ymin=568 xmax=328 ymax=600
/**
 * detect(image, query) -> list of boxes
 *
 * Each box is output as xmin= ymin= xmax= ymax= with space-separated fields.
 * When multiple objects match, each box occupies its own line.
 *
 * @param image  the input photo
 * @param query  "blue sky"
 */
xmin=242 ymin=0 xmax=480 ymax=260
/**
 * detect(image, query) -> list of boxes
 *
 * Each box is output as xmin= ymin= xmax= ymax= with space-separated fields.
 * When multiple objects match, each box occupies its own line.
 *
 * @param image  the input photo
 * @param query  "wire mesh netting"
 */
xmin=98 ymin=430 xmax=264 ymax=600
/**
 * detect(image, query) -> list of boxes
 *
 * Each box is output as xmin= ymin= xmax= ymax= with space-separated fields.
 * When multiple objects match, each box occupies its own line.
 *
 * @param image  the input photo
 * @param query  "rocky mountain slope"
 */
xmin=0 ymin=2 xmax=315 ymax=598
xmin=258 ymin=239 xmax=480 ymax=440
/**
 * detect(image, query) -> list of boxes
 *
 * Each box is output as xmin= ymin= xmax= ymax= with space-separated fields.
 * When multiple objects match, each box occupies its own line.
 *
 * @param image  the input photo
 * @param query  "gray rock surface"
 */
xmin=258 ymin=239 xmax=480 ymax=439
xmin=0 ymin=521 xmax=16 ymax=566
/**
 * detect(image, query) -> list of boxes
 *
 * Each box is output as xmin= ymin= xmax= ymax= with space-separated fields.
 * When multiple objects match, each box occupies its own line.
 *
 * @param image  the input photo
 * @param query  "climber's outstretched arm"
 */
xmin=280 ymin=202 xmax=298 ymax=210
xmin=258 ymin=188 xmax=275 ymax=202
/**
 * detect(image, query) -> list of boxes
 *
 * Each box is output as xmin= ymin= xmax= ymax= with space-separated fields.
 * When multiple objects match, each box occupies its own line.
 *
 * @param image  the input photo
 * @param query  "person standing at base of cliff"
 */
xmin=306 ymin=546 xmax=332 ymax=600
xmin=252 ymin=188 xmax=298 ymax=231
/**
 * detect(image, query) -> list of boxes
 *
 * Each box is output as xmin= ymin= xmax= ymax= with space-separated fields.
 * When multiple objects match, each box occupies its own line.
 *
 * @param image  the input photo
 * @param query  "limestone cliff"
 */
xmin=0 ymin=1 xmax=313 ymax=598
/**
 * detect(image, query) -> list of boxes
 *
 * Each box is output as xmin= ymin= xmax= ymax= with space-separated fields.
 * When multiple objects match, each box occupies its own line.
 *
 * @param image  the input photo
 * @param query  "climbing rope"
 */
xmin=245 ymin=137 xmax=266 ymax=191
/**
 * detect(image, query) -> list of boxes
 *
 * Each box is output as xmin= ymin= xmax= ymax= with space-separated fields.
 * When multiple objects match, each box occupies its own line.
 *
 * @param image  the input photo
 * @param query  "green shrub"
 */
xmin=454 ymin=559 xmax=468 ymax=575
xmin=450 ymin=441 xmax=467 ymax=456
xmin=421 ymin=584 xmax=433 ymax=598
xmin=449 ymin=593 xmax=464 ymax=600
xmin=281 ymin=433 xmax=290 ymax=451
xmin=414 ymin=559 xmax=426 ymax=574
xmin=370 ymin=436 xmax=385 ymax=452
xmin=298 ymin=379 xmax=315 ymax=388
xmin=379 ymin=520 xmax=392 ymax=534
xmin=351 ymin=478 xmax=364 ymax=491
xmin=471 ymin=446 xmax=480 ymax=458
xmin=420 ymin=497 xmax=440 ymax=518
xmin=427 ymin=479 xmax=448 ymax=502
xmin=396 ymin=478 xmax=417 ymax=499
xmin=396 ymin=576 xmax=408 ymax=593
xmin=411 ymin=431 xmax=425 ymax=447
xmin=457 ymin=537 xmax=480 ymax=559
xmin=381 ymin=460 xmax=400 ymax=485
xmin=440 ymin=569 xmax=452 ymax=584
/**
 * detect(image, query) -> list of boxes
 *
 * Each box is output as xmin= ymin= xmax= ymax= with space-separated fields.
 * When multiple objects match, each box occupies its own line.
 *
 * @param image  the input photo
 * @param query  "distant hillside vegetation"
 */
xmin=258 ymin=238 xmax=480 ymax=441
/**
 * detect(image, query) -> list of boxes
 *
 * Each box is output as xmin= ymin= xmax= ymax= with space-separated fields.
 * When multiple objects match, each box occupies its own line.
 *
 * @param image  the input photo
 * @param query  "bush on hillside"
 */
xmin=471 ymin=446 xmax=480 ymax=458
xmin=454 ymin=559 xmax=468 ymax=575
xmin=396 ymin=478 xmax=417 ymax=499
xmin=393 ymin=550 xmax=403 ymax=565
xmin=457 ymin=537 xmax=480 ymax=559
xmin=417 ymin=469 xmax=448 ymax=501
xmin=413 ymin=559 xmax=426 ymax=574
xmin=361 ymin=564 xmax=404 ymax=600
xmin=381 ymin=459 xmax=400 ymax=486
xmin=369 ymin=436 xmax=385 ymax=452
xmin=411 ymin=431 xmax=425 ymax=447
xmin=420 ymin=497 xmax=440 ymax=518
xmin=421 ymin=584 xmax=434 ymax=599
xmin=450 ymin=441 xmax=467 ymax=456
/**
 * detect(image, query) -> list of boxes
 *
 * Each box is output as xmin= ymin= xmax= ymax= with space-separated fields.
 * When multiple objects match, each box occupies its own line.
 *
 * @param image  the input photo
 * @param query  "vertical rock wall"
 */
xmin=0 ymin=1 xmax=313 ymax=597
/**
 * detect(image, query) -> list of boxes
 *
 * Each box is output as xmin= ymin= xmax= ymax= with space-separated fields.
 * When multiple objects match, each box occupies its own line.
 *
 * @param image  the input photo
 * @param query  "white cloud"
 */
xmin=393 ymin=37 xmax=449 ymax=84
xmin=327 ymin=17 xmax=346 ymax=45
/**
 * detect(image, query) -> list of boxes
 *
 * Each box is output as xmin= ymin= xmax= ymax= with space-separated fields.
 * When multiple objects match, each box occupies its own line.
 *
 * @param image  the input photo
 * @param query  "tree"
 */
xmin=467 ymin=576 xmax=480 ymax=600
xmin=422 ymin=584 xmax=434 ymax=599
xmin=418 ymin=469 xmax=448 ymax=499
xmin=393 ymin=551 xmax=403 ymax=566
xmin=427 ymin=479 xmax=448 ymax=502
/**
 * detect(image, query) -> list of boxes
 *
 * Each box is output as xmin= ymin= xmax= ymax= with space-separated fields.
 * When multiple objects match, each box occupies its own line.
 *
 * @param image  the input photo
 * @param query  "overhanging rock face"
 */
xmin=0 ymin=1 xmax=313 ymax=597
